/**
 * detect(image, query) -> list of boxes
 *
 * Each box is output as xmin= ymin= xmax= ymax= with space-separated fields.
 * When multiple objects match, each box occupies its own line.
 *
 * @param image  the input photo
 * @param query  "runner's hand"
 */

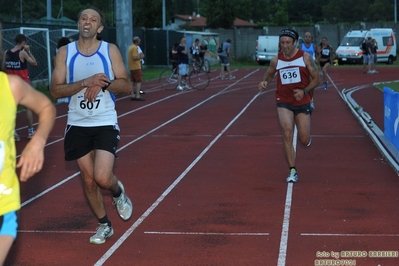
xmin=258 ymin=81 xmax=267 ymax=91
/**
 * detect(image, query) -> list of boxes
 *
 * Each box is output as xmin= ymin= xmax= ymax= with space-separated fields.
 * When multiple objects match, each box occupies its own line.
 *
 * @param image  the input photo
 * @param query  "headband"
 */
xmin=279 ymin=29 xmax=298 ymax=41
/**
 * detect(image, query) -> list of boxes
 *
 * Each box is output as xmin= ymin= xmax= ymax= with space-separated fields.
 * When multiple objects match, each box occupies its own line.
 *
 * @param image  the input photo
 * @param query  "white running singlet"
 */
xmin=66 ymin=41 xmax=117 ymax=127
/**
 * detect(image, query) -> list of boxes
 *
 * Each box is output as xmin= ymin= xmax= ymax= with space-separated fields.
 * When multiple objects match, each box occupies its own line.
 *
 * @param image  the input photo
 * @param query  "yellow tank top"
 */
xmin=0 ymin=72 xmax=20 ymax=215
xmin=127 ymin=44 xmax=141 ymax=70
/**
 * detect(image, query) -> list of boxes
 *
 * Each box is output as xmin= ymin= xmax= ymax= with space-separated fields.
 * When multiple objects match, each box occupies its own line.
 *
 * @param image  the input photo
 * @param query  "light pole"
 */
xmin=20 ymin=0 xmax=23 ymax=23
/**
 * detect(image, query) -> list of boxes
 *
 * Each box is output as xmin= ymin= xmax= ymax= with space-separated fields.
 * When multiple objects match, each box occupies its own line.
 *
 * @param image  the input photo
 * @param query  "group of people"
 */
xmin=170 ymin=37 xmax=209 ymax=90
xmin=170 ymin=36 xmax=238 ymax=90
xmin=299 ymin=31 xmax=334 ymax=90
xmin=361 ymin=36 xmax=378 ymax=74
xmin=1 ymin=6 xmax=135 ymax=264
xmin=0 ymin=5 xmax=367 ymax=263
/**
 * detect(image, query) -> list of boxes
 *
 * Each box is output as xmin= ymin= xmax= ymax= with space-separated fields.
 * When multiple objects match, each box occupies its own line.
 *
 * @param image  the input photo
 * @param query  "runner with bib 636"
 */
xmin=258 ymin=28 xmax=319 ymax=183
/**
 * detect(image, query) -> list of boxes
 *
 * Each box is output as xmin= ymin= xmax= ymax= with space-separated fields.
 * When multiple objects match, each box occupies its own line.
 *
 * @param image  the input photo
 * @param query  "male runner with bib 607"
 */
xmin=258 ymin=28 xmax=319 ymax=183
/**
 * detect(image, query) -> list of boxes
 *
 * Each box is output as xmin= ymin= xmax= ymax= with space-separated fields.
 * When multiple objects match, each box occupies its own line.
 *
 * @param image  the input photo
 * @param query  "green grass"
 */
xmin=375 ymin=81 xmax=399 ymax=92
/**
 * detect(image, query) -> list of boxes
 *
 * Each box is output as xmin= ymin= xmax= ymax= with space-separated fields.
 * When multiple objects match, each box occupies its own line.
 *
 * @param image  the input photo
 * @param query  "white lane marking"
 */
xmin=144 ymin=231 xmax=269 ymax=236
xmin=20 ymin=69 xmax=260 ymax=208
xmin=18 ymin=230 xmax=95 ymax=234
xmin=301 ymin=233 xmax=399 ymax=237
xmin=94 ymin=91 xmax=263 ymax=265
xmin=277 ymin=127 xmax=297 ymax=266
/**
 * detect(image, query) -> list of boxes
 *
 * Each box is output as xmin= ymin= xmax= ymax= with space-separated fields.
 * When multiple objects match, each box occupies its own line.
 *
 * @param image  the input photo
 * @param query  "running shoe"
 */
xmin=286 ymin=169 xmax=298 ymax=183
xmin=229 ymin=76 xmax=236 ymax=80
xmin=90 ymin=223 xmax=114 ymax=244
xmin=183 ymin=84 xmax=192 ymax=90
xmin=113 ymin=181 xmax=133 ymax=220
xmin=28 ymin=128 xmax=35 ymax=139
xmin=322 ymin=82 xmax=327 ymax=90
xmin=14 ymin=131 xmax=21 ymax=142
xmin=177 ymin=85 xmax=184 ymax=91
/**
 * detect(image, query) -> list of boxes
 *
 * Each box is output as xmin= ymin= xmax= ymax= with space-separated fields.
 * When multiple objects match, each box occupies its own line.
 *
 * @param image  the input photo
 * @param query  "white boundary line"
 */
xmin=277 ymin=127 xmax=297 ymax=266
xmin=18 ymin=230 xmax=95 ymax=234
xmin=301 ymin=233 xmax=399 ymax=237
xmin=144 ymin=231 xmax=269 ymax=236
xmin=20 ymin=69 xmax=260 ymax=208
xmin=94 ymin=90 xmax=263 ymax=265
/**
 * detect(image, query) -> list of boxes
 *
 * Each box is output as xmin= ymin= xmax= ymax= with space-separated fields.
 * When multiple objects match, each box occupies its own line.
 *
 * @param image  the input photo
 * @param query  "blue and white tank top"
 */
xmin=301 ymin=43 xmax=315 ymax=60
xmin=66 ymin=41 xmax=117 ymax=127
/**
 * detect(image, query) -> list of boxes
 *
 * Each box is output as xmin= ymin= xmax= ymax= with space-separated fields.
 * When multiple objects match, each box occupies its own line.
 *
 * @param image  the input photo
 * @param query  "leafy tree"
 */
xmin=133 ymin=0 xmax=163 ymax=28
xmin=201 ymin=0 xmax=252 ymax=28
xmin=272 ymin=0 xmax=289 ymax=25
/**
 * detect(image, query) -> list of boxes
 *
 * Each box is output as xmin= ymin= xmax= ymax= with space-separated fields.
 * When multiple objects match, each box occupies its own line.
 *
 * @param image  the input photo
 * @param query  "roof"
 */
xmin=174 ymin=14 xmax=256 ymax=28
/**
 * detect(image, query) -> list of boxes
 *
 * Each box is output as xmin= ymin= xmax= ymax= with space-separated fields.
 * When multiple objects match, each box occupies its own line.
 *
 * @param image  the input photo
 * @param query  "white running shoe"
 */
xmin=90 ymin=223 xmax=114 ymax=244
xmin=177 ymin=85 xmax=184 ymax=91
xmin=113 ymin=181 xmax=133 ymax=220
xmin=286 ymin=169 xmax=298 ymax=183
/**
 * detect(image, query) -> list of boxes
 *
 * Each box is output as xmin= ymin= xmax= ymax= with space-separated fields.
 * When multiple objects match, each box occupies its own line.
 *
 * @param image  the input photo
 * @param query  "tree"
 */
xmin=272 ymin=0 xmax=289 ymax=25
xmin=201 ymin=0 xmax=252 ymax=29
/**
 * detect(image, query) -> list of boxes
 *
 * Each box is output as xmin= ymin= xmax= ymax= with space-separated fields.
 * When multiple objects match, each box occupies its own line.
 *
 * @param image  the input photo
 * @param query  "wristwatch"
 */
xmin=303 ymin=89 xmax=308 ymax=95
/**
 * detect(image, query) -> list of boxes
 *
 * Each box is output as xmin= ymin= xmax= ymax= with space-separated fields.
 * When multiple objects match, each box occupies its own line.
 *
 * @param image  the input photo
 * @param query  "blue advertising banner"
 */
xmin=384 ymin=86 xmax=399 ymax=151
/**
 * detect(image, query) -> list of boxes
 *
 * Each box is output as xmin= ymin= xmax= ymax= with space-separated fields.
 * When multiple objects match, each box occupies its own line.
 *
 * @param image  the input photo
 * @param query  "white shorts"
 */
xmin=179 ymin=64 xmax=189 ymax=76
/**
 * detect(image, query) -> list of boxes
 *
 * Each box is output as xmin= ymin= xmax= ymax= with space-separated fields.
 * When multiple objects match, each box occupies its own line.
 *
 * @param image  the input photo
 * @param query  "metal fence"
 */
xmin=2 ymin=23 xmax=399 ymax=87
xmin=1 ymin=27 xmax=79 ymax=86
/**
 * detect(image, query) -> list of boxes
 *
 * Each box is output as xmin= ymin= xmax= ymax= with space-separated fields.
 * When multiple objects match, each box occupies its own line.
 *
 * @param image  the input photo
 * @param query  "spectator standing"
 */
xmin=128 ymin=36 xmax=145 ymax=101
xmin=51 ymin=6 xmax=133 ymax=245
xmin=2 ymin=34 xmax=38 ymax=141
xmin=370 ymin=38 xmax=378 ymax=74
xmin=258 ymin=28 xmax=319 ymax=183
xmin=170 ymin=43 xmax=179 ymax=73
xmin=218 ymin=39 xmax=235 ymax=80
xmin=199 ymin=40 xmax=209 ymax=72
xmin=176 ymin=37 xmax=190 ymax=90
xmin=191 ymin=38 xmax=201 ymax=65
xmin=361 ymin=37 xmax=373 ymax=74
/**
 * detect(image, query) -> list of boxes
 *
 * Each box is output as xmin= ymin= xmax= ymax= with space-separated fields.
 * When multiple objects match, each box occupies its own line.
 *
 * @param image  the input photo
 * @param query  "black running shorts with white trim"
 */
xmin=64 ymin=125 xmax=120 ymax=161
xmin=277 ymin=102 xmax=313 ymax=115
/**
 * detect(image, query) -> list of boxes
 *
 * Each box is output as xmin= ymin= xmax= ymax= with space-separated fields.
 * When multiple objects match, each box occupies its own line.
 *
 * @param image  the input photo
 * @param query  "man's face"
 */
xmin=304 ymin=33 xmax=312 ymax=44
xmin=279 ymin=36 xmax=296 ymax=56
xmin=78 ymin=9 xmax=104 ymax=38
xmin=181 ymin=38 xmax=186 ymax=45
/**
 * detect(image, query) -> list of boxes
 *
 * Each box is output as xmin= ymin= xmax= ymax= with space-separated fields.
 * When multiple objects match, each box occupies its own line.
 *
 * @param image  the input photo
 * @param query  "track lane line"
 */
xmin=94 ymin=90 xmax=264 ymax=265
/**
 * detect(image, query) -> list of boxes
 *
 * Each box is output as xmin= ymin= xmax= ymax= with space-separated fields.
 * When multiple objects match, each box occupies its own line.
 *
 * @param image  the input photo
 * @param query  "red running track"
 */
xmin=6 ymin=66 xmax=399 ymax=266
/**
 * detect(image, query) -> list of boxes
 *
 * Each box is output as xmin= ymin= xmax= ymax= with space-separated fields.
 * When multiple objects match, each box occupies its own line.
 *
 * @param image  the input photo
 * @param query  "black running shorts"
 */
xmin=64 ymin=125 xmax=120 ymax=161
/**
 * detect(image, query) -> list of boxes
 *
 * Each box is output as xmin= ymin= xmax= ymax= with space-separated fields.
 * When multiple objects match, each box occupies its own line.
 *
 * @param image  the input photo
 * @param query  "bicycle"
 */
xmin=197 ymin=57 xmax=211 ymax=73
xmin=159 ymin=67 xmax=179 ymax=90
xmin=159 ymin=61 xmax=210 ymax=91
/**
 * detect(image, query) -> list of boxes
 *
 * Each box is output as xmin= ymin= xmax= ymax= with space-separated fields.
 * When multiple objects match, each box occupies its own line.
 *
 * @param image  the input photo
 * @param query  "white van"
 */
xmin=370 ymin=28 xmax=397 ymax=64
xmin=255 ymin=35 xmax=304 ymax=65
xmin=335 ymin=28 xmax=397 ymax=64
xmin=255 ymin=36 xmax=279 ymax=65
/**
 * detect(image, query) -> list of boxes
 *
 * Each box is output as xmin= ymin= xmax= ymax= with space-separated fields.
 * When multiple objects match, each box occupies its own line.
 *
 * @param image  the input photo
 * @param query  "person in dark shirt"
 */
xmin=2 ymin=34 xmax=38 ymax=141
xmin=176 ymin=37 xmax=190 ymax=90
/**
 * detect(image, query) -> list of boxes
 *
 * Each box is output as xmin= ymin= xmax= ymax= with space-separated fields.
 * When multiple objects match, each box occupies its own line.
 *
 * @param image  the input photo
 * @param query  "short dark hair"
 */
xmin=226 ymin=39 xmax=232 ymax=43
xmin=15 ymin=34 xmax=27 ymax=45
